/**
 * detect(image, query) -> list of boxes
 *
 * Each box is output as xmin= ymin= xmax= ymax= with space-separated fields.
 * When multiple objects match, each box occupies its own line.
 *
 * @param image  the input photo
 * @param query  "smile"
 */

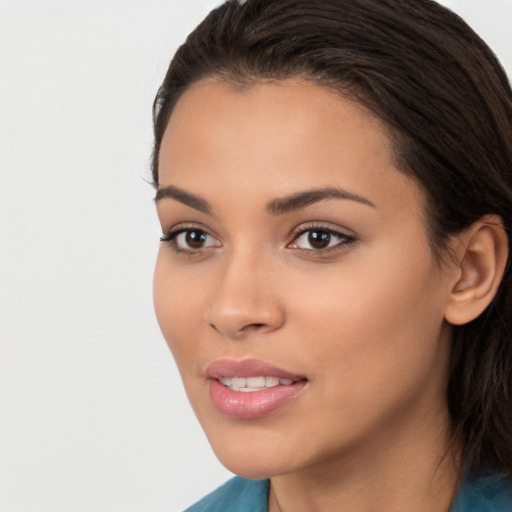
xmin=218 ymin=376 xmax=295 ymax=392
xmin=207 ymin=359 xmax=308 ymax=419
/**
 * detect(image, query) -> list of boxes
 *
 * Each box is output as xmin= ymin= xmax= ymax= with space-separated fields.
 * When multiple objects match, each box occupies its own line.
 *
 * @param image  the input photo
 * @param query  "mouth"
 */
xmin=218 ymin=375 xmax=297 ymax=392
xmin=207 ymin=359 xmax=308 ymax=419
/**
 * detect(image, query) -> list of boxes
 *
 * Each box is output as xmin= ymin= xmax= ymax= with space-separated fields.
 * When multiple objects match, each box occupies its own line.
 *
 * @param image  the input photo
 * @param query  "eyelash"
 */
xmin=160 ymin=224 xmax=356 ymax=256
xmin=288 ymin=224 xmax=357 ymax=255
xmin=160 ymin=225 xmax=219 ymax=256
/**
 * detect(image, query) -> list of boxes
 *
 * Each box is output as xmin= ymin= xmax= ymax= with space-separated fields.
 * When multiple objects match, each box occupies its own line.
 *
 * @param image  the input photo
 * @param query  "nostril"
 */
xmin=207 ymin=300 xmax=286 ymax=337
xmin=242 ymin=323 xmax=266 ymax=331
xmin=209 ymin=322 xmax=267 ymax=335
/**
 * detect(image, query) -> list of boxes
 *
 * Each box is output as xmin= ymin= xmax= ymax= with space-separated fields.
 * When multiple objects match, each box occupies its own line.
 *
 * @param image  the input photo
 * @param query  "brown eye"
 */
xmin=161 ymin=228 xmax=221 ymax=252
xmin=308 ymin=230 xmax=332 ymax=249
xmin=184 ymin=230 xmax=209 ymax=249
xmin=290 ymin=227 xmax=355 ymax=252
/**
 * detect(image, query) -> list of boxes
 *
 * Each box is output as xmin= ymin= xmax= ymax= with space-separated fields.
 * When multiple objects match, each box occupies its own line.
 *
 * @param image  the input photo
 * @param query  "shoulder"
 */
xmin=184 ymin=476 xmax=269 ymax=512
xmin=451 ymin=473 xmax=512 ymax=512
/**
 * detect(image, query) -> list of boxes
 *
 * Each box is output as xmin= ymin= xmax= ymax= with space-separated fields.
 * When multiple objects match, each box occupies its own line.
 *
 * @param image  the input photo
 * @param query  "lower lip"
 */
xmin=209 ymin=379 xmax=308 ymax=419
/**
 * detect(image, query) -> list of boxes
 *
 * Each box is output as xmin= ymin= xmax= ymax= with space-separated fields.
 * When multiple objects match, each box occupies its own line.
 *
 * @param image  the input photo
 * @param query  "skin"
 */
xmin=153 ymin=79 xmax=464 ymax=512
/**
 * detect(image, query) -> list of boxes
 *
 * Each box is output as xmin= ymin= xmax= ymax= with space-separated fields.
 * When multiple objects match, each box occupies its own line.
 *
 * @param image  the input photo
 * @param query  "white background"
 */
xmin=0 ymin=1 xmax=511 ymax=511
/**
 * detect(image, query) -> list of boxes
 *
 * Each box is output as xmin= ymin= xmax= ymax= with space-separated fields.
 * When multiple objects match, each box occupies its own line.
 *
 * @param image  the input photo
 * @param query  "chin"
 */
xmin=204 ymin=423 xmax=311 ymax=480
xmin=211 ymin=438 xmax=276 ymax=478
xmin=222 ymin=461 xmax=277 ymax=480
xmin=216 ymin=452 xmax=291 ymax=481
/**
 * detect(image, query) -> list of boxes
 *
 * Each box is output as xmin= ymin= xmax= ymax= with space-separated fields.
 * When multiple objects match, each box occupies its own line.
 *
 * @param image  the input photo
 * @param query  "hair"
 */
xmin=152 ymin=0 xmax=512 ymax=478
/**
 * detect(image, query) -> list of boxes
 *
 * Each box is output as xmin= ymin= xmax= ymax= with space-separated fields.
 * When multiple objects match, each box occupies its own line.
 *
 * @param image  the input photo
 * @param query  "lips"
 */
xmin=218 ymin=376 xmax=295 ymax=391
xmin=207 ymin=359 xmax=308 ymax=419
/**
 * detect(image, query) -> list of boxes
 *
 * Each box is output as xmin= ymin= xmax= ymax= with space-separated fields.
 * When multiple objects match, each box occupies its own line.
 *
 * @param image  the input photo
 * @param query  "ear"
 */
xmin=444 ymin=214 xmax=508 ymax=326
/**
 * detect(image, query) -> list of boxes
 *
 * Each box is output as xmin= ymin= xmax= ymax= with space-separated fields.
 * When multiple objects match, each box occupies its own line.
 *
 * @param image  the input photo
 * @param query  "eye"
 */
xmin=288 ymin=227 xmax=355 ymax=252
xmin=160 ymin=227 xmax=221 ymax=252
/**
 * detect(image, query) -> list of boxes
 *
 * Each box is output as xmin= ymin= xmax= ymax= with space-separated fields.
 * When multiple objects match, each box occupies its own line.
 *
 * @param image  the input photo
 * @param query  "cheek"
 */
xmin=288 ymin=246 xmax=447 ymax=393
xmin=153 ymin=251 xmax=205 ymax=366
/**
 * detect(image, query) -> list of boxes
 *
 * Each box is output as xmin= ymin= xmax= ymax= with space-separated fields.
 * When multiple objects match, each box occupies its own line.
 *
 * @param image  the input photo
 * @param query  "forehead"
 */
xmin=158 ymin=79 xmax=423 ymax=216
xmin=163 ymin=79 xmax=390 ymax=153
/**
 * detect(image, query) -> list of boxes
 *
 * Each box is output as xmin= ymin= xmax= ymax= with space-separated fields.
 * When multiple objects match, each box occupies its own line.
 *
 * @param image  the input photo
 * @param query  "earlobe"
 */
xmin=444 ymin=214 xmax=508 ymax=326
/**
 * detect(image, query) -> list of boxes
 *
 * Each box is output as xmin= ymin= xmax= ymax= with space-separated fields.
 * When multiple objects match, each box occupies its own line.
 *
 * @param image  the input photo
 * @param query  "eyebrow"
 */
xmin=155 ymin=185 xmax=212 ymax=214
xmin=154 ymin=185 xmax=375 ymax=215
xmin=266 ymin=187 xmax=375 ymax=215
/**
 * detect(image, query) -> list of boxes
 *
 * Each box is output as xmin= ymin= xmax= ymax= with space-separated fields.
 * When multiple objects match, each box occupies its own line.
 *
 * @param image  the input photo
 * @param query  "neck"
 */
xmin=268 ymin=407 xmax=462 ymax=512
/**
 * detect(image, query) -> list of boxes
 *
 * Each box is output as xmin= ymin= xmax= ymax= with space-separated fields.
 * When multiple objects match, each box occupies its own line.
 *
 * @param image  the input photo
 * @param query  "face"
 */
xmin=153 ymin=80 xmax=455 ymax=479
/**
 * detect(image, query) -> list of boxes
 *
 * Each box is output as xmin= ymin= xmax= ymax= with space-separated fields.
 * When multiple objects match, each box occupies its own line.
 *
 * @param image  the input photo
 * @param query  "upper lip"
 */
xmin=206 ymin=358 xmax=306 ymax=381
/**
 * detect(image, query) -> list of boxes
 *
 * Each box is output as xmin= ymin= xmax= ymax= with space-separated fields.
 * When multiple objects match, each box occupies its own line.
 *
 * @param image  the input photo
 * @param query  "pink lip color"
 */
xmin=207 ymin=359 xmax=308 ymax=419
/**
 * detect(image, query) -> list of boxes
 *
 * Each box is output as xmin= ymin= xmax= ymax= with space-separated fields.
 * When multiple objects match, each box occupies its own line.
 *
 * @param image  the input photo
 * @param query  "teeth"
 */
xmin=218 ymin=375 xmax=296 ymax=391
xmin=232 ymin=377 xmax=246 ymax=389
xmin=266 ymin=377 xmax=280 ymax=387
xmin=246 ymin=376 xmax=266 ymax=388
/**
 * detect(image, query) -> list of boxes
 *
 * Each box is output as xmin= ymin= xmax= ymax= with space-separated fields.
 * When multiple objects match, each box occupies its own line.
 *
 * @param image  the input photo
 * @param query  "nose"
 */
xmin=205 ymin=249 xmax=285 ymax=339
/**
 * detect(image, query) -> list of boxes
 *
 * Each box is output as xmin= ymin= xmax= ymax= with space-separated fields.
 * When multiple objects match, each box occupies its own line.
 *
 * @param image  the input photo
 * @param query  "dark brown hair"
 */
xmin=152 ymin=0 xmax=512 ymax=477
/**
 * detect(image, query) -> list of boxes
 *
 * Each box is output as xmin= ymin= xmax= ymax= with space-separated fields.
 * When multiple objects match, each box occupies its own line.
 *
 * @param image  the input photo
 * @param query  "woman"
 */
xmin=151 ymin=0 xmax=512 ymax=510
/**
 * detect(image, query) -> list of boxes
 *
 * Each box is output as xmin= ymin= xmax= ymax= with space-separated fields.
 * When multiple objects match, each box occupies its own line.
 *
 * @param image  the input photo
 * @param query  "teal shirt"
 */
xmin=185 ymin=474 xmax=512 ymax=512
xmin=451 ymin=474 xmax=512 ymax=512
